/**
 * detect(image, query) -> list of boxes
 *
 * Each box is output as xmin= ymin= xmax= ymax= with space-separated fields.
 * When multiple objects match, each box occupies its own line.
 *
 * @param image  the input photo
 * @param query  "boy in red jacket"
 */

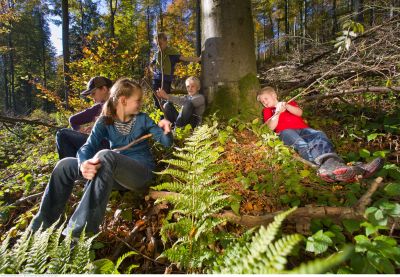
xmin=257 ymin=86 xmax=383 ymax=183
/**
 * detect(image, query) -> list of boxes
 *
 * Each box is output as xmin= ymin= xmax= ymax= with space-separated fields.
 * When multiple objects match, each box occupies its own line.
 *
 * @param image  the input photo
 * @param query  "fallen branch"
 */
xmin=0 ymin=115 xmax=63 ymax=129
xmin=147 ymin=177 xmax=391 ymax=232
xmin=302 ymin=86 xmax=400 ymax=101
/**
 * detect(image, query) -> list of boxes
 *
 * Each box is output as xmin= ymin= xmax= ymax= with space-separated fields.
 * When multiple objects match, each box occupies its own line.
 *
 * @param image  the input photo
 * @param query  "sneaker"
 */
xmin=355 ymin=157 xmax=384 ymax=179
xmin=318 ymin=165 xmax=362 ymax=183
xmin=317 ymin=156 xmax=364 ymax=183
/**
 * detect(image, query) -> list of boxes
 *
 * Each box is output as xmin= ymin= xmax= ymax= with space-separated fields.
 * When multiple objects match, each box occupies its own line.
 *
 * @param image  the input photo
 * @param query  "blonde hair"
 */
xmin=256 ymin=86 xmax=277 ymax=102
xmin=185 ymin=76 xmax=201 ymax=90
xmin=101 ymin=78 xmax=142 ymax=125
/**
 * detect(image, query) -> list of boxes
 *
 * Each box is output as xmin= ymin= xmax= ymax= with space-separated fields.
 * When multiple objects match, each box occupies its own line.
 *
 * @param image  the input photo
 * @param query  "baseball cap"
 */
xmin=81 ymin=76 xmax=113 ymax=96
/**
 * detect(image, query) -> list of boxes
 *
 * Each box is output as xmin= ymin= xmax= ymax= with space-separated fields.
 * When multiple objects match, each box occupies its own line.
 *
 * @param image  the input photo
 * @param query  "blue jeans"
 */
xmin=56 ymin=128 xmax=109 ymax=159
xmin=163 ymin=101 xmax=200 ymax=128
xmin=56 ymin=129 xmax=88 ymax=159
xmin=279 ymin=128 xmax=335 ymax=163
xmin=30 ymin=149 xmax=154 ymax=237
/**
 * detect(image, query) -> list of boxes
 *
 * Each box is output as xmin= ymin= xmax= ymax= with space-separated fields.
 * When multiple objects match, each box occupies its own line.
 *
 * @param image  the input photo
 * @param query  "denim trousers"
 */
xmin=30 ymin=149 xmax=153 ymax=237
xmin=56 ymin=128 xmax=89 ymax=159
xmin=279 ymin=128 xmax=335 ymax=163
xmin=163 ymin=101 xmax=199 ymax=128
xmin=56 ymin=128 xmax=109 ymax=159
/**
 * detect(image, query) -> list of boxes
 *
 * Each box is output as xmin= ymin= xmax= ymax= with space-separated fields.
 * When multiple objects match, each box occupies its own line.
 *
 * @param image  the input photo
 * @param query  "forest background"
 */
xmin=0 ymin=0 xmax=400 ymax=274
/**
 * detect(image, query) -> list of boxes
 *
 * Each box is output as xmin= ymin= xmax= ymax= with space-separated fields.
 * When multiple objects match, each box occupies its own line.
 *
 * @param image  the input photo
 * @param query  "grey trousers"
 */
xmin=30 ymin=149 xmax=153 ymax=237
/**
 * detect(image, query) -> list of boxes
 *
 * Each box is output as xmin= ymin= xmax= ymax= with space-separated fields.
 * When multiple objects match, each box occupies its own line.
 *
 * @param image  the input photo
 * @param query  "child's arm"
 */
xmin=266 ymin=114 xmax=280 ymax=131
xmin=283 ymin=101 xmax=303 ymax=117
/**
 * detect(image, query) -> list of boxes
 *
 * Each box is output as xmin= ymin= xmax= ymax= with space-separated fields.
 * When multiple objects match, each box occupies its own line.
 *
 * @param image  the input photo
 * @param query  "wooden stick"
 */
xmin=112 ymin=134 xmax=153 ymax=153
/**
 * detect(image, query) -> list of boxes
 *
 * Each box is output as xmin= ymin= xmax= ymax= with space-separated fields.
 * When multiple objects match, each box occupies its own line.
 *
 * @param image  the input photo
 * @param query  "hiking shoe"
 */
xmin=317 ymin=156 xmax=364 ymax=183
xmin=318 ymin=165 xmax=363 ymax=183
xmin=355 ymin=157 xmax=384 ymax=179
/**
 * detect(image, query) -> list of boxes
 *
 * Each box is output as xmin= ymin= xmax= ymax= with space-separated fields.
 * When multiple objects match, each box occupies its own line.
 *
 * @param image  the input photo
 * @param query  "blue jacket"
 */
xmin=77 ymin=113 xmax=173 ymax=170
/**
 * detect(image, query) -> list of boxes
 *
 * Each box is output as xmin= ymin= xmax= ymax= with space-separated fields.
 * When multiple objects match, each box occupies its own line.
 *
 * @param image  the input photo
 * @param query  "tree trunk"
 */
xmin=284 ymin=0 xmax=289 ymax=52
xmin=1 ymin=55 xmax=9 ymax=111
xmin=62 ymin=0 xmax=70 ymax=109
xmin=353 ymin=0 xmax=364 ymax=22
xmin=146 ymin=5 xmax=152 ymax=62
xmin=8 ymin=27 xmax=15 ymax=114
xmin=201 ymin=0 xmax=259 ymax=120
xmin=195 ymin=0 xmax=201 ymax=56
xmin=109 ymin=0 xmax=117 ymax=38
xmin=332 ymin=0 xmax=337 ymax=35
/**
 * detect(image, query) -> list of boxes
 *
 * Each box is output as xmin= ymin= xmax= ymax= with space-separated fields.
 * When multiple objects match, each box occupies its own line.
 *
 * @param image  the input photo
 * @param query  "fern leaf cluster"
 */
xmin=0 ymin=222 xmax=95 ymax=274
xmin=153 ymin=123 xmax=230 ymax=271
xmin=211 ymin=207 xmax=351 ymax=274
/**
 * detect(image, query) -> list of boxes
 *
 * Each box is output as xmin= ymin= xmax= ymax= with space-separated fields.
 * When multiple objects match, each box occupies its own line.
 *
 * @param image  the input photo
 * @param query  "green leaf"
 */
xmin=354 ymin=235 xmax=371 ymax=252
xmin=300 ymin=169 xmax=310 ymax=178
xmin=383 ymin=183 xmax=400 ymax=197
xmin=359 ymin=149 xmax=370 ymax=158
xmin=306 ymin=230 xmax=333 ymax=254
xmin=367 ymin=252 xmax=395 ymax=273
xmin=342 ymin=219 xmax=361 ymax=234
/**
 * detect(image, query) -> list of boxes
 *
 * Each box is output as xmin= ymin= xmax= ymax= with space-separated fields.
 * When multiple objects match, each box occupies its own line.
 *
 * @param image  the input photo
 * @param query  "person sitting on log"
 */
xmin=156 ymin=76 xmax=205 ymax=129
xmin=56 ymin=76 xmax=112 ymax=159
xmin=257 ymin=86 xmax=384 ymax=183
xmin=30 ymin=78 xmax=173 ymax=238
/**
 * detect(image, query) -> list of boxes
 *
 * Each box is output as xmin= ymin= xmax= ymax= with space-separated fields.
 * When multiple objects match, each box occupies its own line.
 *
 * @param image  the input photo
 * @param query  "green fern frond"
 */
xmin=154 ymin=122 xmax=228 ymax=271
xmin=0 ymin=222 xmax=94 ymax=274
xmin=151 ymin=181 xmax=186 ymax=192
xmin=288 ymin=246 xmax=353 ymax=274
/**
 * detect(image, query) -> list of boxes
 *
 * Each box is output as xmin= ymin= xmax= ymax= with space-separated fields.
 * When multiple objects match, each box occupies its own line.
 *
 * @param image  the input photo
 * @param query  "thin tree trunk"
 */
xmin=284 ymin=0 xmax=289 ymax=52
xmin=195 ymin=0 xmax=201 ymax=56
xmin=158 ymin=0 xmax=163 ymax=31
xmin=332 ymin=0 xmax=337 ymax=35
xmin=146 ymin=5 xmax=152 ymax=62
xmin=109 ymin=0 xmax=117 ymax=38
xmin=8 ymin=30 xmax=15 ymax=114
xmin=62 ymin=0 xmax=70 ymax=109
xmin=2 ymin=55 xmax=9 ymax=111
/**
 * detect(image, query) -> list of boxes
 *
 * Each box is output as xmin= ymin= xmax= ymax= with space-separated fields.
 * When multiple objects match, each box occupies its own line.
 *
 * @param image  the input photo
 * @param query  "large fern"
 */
xmin=153 ymin=122 xmax=231 ymax=271
xmin=0 ymin=222 xmax=95 ymax=274
xmin=211 ymin=207 xmax=352 ymax=274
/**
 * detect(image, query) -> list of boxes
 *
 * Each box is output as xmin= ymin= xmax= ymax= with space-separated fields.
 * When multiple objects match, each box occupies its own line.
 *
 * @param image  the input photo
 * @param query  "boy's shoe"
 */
xmin=317 ymin=156 xmax=364 ymax=183
xmin=355 ymin=157 xmax=384 ymax=179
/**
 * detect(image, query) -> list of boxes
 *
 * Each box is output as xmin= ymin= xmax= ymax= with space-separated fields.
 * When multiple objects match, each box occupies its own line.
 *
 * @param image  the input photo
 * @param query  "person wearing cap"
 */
xmin=56 ymin=76 xmax=112 ymax=159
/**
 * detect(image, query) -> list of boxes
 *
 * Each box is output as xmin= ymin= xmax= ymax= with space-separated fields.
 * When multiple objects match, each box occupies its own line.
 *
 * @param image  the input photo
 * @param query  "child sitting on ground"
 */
xmin=156 ymin=76 xmax=205 ymax=128
xmin=30 ymin=78 xmax=173 ymax=238
xmin=257 ymin=86 xmax=383 ymax=183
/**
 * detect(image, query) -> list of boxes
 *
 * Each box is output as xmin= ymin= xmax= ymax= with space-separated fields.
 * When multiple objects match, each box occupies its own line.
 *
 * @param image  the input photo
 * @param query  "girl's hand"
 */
xmin=80 ymin=158 xmax=101 ymax=180
xmin=156 ymin=89 xmax=169 ymax=100
xmin=158 ymin=119 xmax=172 ymax=134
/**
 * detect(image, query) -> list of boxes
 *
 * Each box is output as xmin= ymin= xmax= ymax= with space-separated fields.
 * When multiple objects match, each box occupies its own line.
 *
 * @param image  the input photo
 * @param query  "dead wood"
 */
xmin=0 ymin=115 xmax=63 ymax=129
xmin=147 ymin=177 xmax=394 ymax=234
xmin=302 ymin=86 xmax=400 ymax=102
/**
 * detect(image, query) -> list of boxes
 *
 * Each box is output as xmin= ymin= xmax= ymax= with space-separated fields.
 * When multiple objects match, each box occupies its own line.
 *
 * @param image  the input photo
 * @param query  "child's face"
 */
xmin=124 ymin=92 xmax=143 ymax=115
xmin=186 ymin=80 xmax=199 ymax=96
xmin=258 ymin=92 xmax=278 ymax=108
xmin=90 ymin=86 xmax=109 ymax=103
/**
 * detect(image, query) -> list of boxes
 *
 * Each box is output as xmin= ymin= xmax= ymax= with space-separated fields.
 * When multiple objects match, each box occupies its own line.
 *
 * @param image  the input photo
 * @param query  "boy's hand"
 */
xmin=80 ymin=158 xmax=101 ymax=180
xmin=158 ymin=119 xmax=172 ymax=134
xmin=275 ymin=102 xmax=287 ymax=113
xmin=156 ymin=88 xmax=169 ymax=100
